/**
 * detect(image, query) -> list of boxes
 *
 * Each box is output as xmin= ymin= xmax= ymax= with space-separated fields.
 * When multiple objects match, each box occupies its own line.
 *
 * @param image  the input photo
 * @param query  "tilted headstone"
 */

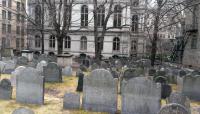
xmin=16 ymin=56 xmax=28 ymax=66
xmin=0 ymin=79 xmax=12 ymax=100
xmin=76 ymin=72 xmax=84 ymax=92
xmin=63 ymin=93 xmax=80 ymax=109
xmin=83 ymin=69 xmax=118 ymax=114
xmin=121 ymin=77 xmax=161 ymax=114
xmin=182 ymin=75 xmax=200 ymax=101
xmin=16 ymin=67 xmax=44 ymax=105
xmin=168 ymin=92 xmax=190 ymax=110
xmin=62 ymin=66 xmax=72 ymax=76
xmin=36 ymin=60 xmax=48 ymax=75
xmin=43 ymin=62 xmax=62 ymax=82
xmin=12 ymin=107 xmax=35 ymax=114
xmin=158 ymin=103 xmax=189 ymax=114
xmin=11 ymin=66 xmax=26 ymax=86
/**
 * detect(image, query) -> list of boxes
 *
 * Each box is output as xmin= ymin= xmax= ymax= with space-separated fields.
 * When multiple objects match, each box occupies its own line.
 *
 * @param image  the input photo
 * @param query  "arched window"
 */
xmin=65 ymin=36 xmax=71 ymax=49
xmin=35 ymin=35 xmax=41 ymax=48
xmin=97 ymin=5 xmax=105 ymax=27
xmin=35 ymin=5 xmax=42 ymax=25
xmin=49 ymin=35 xmax=55 ymax=48
xmin=113 ymin=5 xmax=122 ymax=28
xmin=81 ymin=5 xmax=88 ymax=27
xmin=80 ymin=36 xmax=87 ymax=50
xmin=132 ymin=15 xmax=139 ymax=32
xmin=113 ymin=37 xmax=120 ymax=51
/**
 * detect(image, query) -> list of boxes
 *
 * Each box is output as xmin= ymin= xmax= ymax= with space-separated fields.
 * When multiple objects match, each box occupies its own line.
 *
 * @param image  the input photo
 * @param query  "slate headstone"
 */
xmin=12 ymin=107 xmax=35 ymax=114
xmin=16 ymin=56 xmax=28 ymax=66
xmin=83 ymin=69 xmax=118 ymax=114
xmin=43 ymin=62 xmax=62 ymax=82
xmin=16 ymin=67 xmax=44 ymax=105
xmin=11 ymin=66 xmax=26 ymax=86
xmin=76 ymin=72 xmax=84 ymax=92
xmin=62 ymin=66 xmax=72 ymax=76
xmin=63 ymin=93 xmax=80 ymax=109
xmin=36 ymin=60 xmax=48 ymax=75
xmin=0 ymin=79 xmax=12 ymax=100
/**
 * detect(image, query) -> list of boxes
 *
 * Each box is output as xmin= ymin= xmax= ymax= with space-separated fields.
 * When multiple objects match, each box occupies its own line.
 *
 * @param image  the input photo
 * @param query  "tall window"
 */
xmin=2 ymin=10 xmax=6 ymax=19
xmin=113 ymin=5 xmax=122 ymax=28
xmin=65 ymin=36 xmax=71 ymax=49
xmin=8 ymin=0 xmax=12 ymax=7
xmin=16 ymin=38 xmax=20 ymax=49
xmin=2 ymin=0 xmax=6 ymax=7
xmin=8 ymin=11 xmax=11 ymax=20
xmin=35 ymin=35 xmax=41 ymax=48
xmin=49 ymin=35 xmax=55 ymax=48
xmin=17 ymin=14 xmax=20 ymax=22
xmin=2 ymin=24 xmax=6 ymax=34
xmin=16 ymin=26 xmax=20 ymax=34
xmin=21 ymin=38 xmax=24 ymax=48
xmin=113 ymin=37 xmax=120 ymax=51
xmin=2 ymin=37 xmax=6 ymax=48
xmin=191 ymin=34 xmax=197 ymax=49
xmin=80 ymin=36 xmax=87 ymax=50
xmin=81 ymin=5 xmax=88 ymax=27
xmin=35 ymin=5 xmax=42 ymax=25
xmin=17 ymin=2 xmax=20 ymax=11
xmin=7 ymin=24 xmax=11 ymax=33
xmin=97 ymin=5 xmax=105 ymax=27
xmin=132 ymin=15 xmax=139 ymax=32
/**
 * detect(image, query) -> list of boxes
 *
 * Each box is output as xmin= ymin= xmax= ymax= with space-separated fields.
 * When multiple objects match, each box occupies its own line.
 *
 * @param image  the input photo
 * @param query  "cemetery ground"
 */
xmin=0 ymin=74 xmax=200 ymax=114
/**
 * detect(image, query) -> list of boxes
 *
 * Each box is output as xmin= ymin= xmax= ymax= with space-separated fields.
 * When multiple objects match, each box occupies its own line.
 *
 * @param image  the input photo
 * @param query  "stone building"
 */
xmin=27 ymin=0 xmax=147 ymax=57
xmin=0 ymin=0 xmax=27 ymax=52
xmin=182 ymin=0 xmax=200 ymax=67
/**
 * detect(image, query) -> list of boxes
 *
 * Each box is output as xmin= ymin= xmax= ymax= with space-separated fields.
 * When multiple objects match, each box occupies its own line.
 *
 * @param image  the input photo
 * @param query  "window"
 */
xmin=2 ymin=0 xmax=6 ymax=7
xmin=16 ymin=26 xmax=20 ymax=35
xmin=81 ymin=5 xmax=88 ymax=27
xmin=2 ymin=24 xmax=6 ymax=34
xmin=7 ymin=24 xmax=11 ymax=33
xmin=21 ymin=27 xmax=24 ymax=35
xmin=132 ymin=15 xmax=139 ymax=32
xmin=35 ymin=5 xmax=42 ymax=25
xmin=17 ymin=14 xmax=20 ymax=22
xmin=21 ymin=38 xmax=24 ymax=48
xmin=97 ymin=5 xmax=105 ymax=27
xmin=113 ymin=37 xmax=120 ymax=51
xmin=49 ymin=35 xmax=55 ymax=48
xmin=113 ymin=5 xmax=122 ymax=28
xmin=133 ymin=0 xmax=139 ymax=7
xmin=8 ymin=0 xmax=12 ymax=7
xmin=2 ymin=37 xmax=6 ymax=48
xmin=2 ymin=10 xmax=6 ymax=19
xmin=21 ymin=3 xmax=25 ymax=11
xmin=16 ymin=38 xmax=20 ymax=49
xmin=35 ymin=35 xmax=41 ymax=48
xmin=8 ymin=11 xmax=11 ymax=20
xmin=191 ymin=35 xmax=197 ymax=49
xmin=21 ymin=15 xmax=25 ymax=23
xmin=17 ymin=2 xmax=20 ymax=11
xmin=65 ymin=36 xmax=71 ymax=49
xmin=80 ymin=36 xmax=87 ymax=50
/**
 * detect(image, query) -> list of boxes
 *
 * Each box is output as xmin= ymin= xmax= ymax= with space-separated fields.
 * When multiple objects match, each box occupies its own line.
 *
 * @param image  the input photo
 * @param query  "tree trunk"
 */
xmin=57 ymin=37 xmax=63 ymax=55
xmin=95 ymin=36 xmax=101 ymax=64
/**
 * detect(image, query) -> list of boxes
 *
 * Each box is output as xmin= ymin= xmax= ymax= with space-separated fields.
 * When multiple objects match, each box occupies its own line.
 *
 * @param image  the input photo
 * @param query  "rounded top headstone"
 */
xmin=12 ymin=107 xmax=35 ymax=114
xmin=0 ymin=79 xmax=12 ymax=89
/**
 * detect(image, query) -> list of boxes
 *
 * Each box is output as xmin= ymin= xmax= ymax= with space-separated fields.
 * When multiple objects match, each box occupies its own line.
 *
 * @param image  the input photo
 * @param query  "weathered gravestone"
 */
xmin=11 ymin=66 xmax=26 ymax=86
xmin=62 ymin=66 xmax=72 ymax=76
xmin=83 ymin=69 xmax=118 ymax=114
xmin=177 ymin=70 xmax=187 ymax=92
xmin=168 ymin=92 xmax=190 ymax=111
xmin=16 ymin=67 xmax=44 ymax=105
xmin=182 ymin=75 xmax=200 ymax=101
xmin=16 ymin=56 xmax=28 ymax=66
xmin=158 ymin=103 xmax=189 ymax=114
xmin=121 ymin=77 xmax=161 ymax=114
xmin=3 ymin=60 xmax=16 ymax=74
xmin=38 ymin=54 xmax=49 ymax=62
xmin=48 ymin=55 xmax=57 ymax=62
xmin=36 ymin=60 xmax=48 ymax=75
xmin=63 ymin=93 xmax=80 ymax=109
xmin=12 ymin=107 xmax=35 ymax=114
xmin=76 ymin=72 xmax=84 ymax=92
xmin=43 ymin=62 xmax=62 ymax=82
xmin=0 ymin=79 xmax=12 ymax=100
xmin=122 ymin=68 xmax=138 ymax=81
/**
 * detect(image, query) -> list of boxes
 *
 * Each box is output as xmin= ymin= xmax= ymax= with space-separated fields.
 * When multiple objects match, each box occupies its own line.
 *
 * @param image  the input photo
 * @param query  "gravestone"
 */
xmin=16 ymin=67 xmax=44 ymax=105
xmin=177 ymin=70 xmax=187 ymax=92
xmin=76 ymin=72 xmax=84 ymax=92
xmin=161 ymin=84 xmax=172 ymax=99
xmin=82 ymin=59 xmax=90 ymax=68
xmin=63 ymin=93 xmax=80 ymax=109
xmin=3 ymin=60 xmax=16 ymax=74
xmin=48 ymin=55 xmax=57 ymax=62
xmin=16 ymin=56 xmax=28 ymax=66
xmin=121 ymin=77 xmax=161 ymax=114
xmin=33 ymin=51 xmax=40 ymax=60
xmin=154 ymin=76 xmax=167 ymax=84
xmin=43 ymin=62 xmax=62 ymax=82
xmin=36 ymin=60 xmax=48 ymax=75
xmin=157 ymin=70 xmax=166 ymax=76
xmin=168 ymin=92 xmax=190 ymax=110
xmin=79 ymin=64 xmax=87 ymax=72
xmin=0 ymin=79 xmax=12 ymax=100
xmin=123 ymin=68 xmax=138 ymax=81
xmin=62 ymin=66 xmax=72 ymax=76
xmin=11 ymin=66 xmax=26 ymax=86
xmin=0 ymin=61 xmax=6 ymax=72
xmin=148 ymin=68 xmax=156 ymax=76
xmin=83 ymin=69 xmax=118 ymax=114
xmin=158 ymin=103 xmax=189 ymax=114
xmin=12 ymin=107 xmax=35 ymax=114
xmin=38 ymin=54 xmax=49 ymax=62
xmin=182 ymin=75 xmax=200 ymax=101
xmin=100 ymin=61 xmax=109 ymax=69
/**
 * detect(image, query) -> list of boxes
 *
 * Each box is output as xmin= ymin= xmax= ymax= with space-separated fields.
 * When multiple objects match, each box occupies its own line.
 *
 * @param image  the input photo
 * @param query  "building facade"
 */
xmin=0 ymin=0 xmax=27 ymax=52
xmin=182 ymin=0 xmax=200 ymax=67
xmin=27 ymin=0 xmax=147 ymax=58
